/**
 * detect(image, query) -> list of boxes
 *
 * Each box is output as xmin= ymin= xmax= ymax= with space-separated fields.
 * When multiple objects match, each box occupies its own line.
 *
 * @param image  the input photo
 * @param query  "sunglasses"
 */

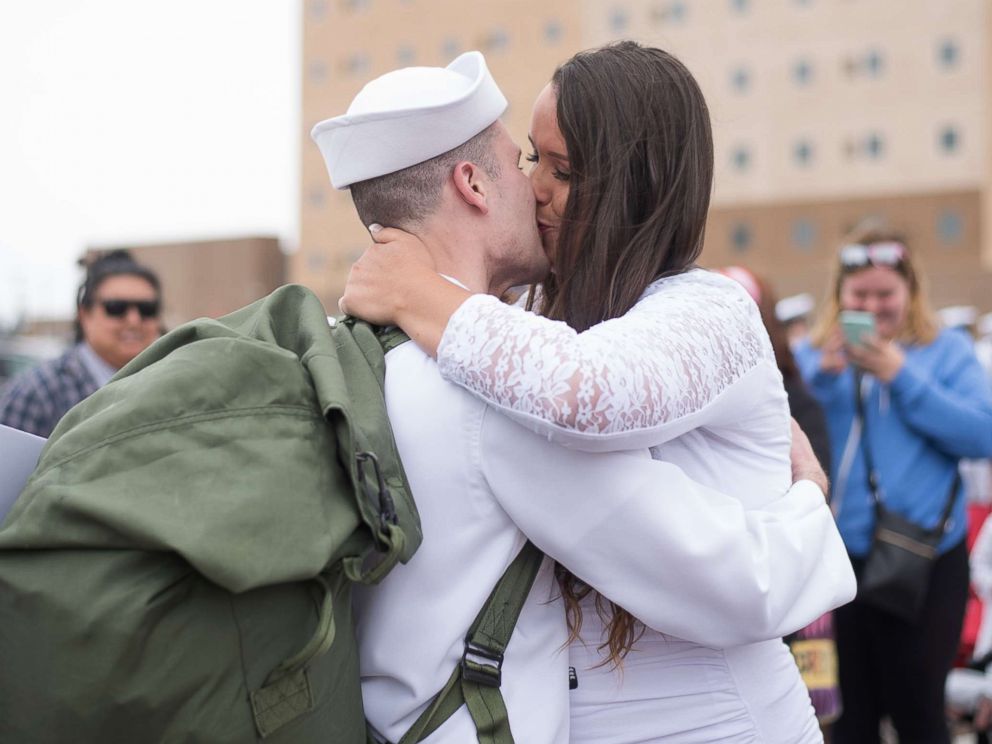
xmin=100 ymin=299 xmax=161 ymax=319
xmin=839 ymin=241 xmax=906 ymax=269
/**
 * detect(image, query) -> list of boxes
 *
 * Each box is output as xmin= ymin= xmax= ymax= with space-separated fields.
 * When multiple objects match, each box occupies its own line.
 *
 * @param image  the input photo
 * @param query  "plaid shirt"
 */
xmin=0 ymin=344 xmax=100 ymax=438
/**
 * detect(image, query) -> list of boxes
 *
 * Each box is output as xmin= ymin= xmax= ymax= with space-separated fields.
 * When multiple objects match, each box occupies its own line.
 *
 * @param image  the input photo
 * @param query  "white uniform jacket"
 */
xmin=356 ymin=339 xmax=855 ymax=744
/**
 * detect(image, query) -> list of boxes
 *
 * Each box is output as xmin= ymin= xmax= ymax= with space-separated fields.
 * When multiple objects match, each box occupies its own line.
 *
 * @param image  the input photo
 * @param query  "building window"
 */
xmin=730 ymin=66 xmax=751 ymax=93
xmin=396 ymin=45 xmax=416 ymax=65
xmin=845 ymin=49 xmax=886 ymax=79
xmin=731 ymin=146 xmax=751 ymax=172
xmin=937 ymin=39 xmax=959 ymax=70
xmin=307 ymin=60 xmax=328 ymax=84
xmin=731 ymin=223 xmax=752 ymax=252
xmin=937 ymin=210 xmax=964 ymax=244
xmin=341 ymin=0 xmax=369 ymax=11
xmin=652 ymin=1 xmax=687 ymax=24
xmin=610 ymin=7 xmax=630 ymax=33
xmin=544 ymin=20 xmax=563 ymax=43
xmin=308 ymin=0 xmax=328 ymax=21
xmin=344 ymin=53 xmax=370 ymax=76
xmin=791 ymin=219 xmax=816 ymax=252
xmin=793 ymin=139 xmax=814 ymax=166
xmin=938 ymin=125 xmax=960 ymax=154
xmin=793 ymin=58 xmax=813 ymax=86
xmin=864 ymin=49 xmax=884 ymax=78
xmin=441 ymin=37 xmax=460 ymax=59
xmin=730 ymin=0 xmax=749 ymax=13
xmin=865 ymin=132 xmax=884 ymax=159
xmin=307 ymin=187 xmax=326 ymax=208
xmin=483 ymin=28 xmax=509 ymax=53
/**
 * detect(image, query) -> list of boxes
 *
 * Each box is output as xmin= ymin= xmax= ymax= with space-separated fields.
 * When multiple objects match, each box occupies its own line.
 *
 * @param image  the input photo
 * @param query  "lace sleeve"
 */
xmin=436 ymin=270 xmax=774 ymax=450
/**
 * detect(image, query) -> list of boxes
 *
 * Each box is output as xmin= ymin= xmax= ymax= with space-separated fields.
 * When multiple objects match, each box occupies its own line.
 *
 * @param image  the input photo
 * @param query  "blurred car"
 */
xmin=0 ymin=336 xmax=67 ymax=387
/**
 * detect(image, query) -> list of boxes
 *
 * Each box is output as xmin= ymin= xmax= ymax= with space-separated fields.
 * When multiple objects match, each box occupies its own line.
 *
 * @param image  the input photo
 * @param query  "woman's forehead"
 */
xmin=841 ymin=266 xmax=907 ymax=291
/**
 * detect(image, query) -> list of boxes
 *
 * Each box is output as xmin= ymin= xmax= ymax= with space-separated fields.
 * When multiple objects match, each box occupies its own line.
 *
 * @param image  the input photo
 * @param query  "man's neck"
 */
xmin=415 ymin=222 xmax=493 ymax=296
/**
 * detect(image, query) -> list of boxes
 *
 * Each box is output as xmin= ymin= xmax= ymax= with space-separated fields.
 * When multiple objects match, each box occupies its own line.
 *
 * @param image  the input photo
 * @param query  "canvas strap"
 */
xmin=396 ymin=541 xmax=545 ymax=744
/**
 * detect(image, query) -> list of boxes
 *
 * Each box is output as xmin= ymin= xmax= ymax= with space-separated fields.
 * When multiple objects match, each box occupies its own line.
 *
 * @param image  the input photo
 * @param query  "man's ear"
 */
xmin=450 ymin=161 xmax=490 ymax=216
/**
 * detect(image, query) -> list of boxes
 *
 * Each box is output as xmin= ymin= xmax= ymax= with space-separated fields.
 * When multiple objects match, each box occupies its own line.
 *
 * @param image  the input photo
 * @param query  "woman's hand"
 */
xmin=790 ymin=419 xmax=829 ymax=496
xmin=845 ymin=335 xmax=905 ymax=383
xmin=339 ymin=226 xmax=437 ymax=326
xmin=820 ymin=327 xmax=848 ymax=375
xmin=339 ymin=225 xmax=473 ymax=358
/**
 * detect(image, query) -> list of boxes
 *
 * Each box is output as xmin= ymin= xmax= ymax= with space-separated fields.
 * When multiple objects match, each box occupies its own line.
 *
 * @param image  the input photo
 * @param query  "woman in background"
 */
xmin=794 ymin=227 xmax=992 ymax=743
xmin=0 ymin=250 xmax=162 ymax=438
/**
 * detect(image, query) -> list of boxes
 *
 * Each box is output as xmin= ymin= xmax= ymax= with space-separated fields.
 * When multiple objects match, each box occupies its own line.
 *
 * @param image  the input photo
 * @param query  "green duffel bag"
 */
xmin=0 ymin=284 xmax=420 ymax=744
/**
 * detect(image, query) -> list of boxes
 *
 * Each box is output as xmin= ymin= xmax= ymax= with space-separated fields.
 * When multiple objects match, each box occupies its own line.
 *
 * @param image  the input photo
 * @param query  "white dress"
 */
xmin=435 ymin=269 xmax=823 ymax=743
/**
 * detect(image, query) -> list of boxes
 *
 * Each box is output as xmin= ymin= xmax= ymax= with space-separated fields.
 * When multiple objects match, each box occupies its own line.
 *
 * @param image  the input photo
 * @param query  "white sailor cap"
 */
xmin=978 ymin=313 xmax=992 ymax=337
xmin=938 ymin=305 xmax=978 ymax=330
xmin=310 ymin=51 xmax=507 ymax=190
xmin=775 ymin=293 xmax=815 ymax=324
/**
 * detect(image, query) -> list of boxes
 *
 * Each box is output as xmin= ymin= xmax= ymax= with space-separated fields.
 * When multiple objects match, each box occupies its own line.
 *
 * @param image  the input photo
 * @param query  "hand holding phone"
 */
xmin=839 ymin=311 xmax=875 ymax=347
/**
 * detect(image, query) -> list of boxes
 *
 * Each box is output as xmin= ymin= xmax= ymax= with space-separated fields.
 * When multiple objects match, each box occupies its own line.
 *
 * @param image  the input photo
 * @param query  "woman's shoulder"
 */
xmin=928 ymin=326 xmax=975 ymax=353
xmin=639 ymin=267 xmax=746 ymax=302
xmin=633 ymin=268 xmax=772 ymax=348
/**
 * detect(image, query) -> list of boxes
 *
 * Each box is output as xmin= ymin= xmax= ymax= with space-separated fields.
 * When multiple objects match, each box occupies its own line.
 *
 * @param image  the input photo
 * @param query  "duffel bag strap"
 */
xmin=397 ymin=541 xmax=544 ymax=744
xmin=250 ymin=574 xmax=336 ymax=737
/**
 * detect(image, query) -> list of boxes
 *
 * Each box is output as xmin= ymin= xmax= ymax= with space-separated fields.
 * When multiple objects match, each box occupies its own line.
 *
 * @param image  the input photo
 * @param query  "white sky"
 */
xmin=0 ymin=0 xmax=301 ymax=327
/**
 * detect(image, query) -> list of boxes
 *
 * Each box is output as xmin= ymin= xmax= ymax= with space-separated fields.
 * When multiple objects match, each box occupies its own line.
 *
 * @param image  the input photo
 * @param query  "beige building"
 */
xmin=298 ymin=0 xmax=991 ymax=314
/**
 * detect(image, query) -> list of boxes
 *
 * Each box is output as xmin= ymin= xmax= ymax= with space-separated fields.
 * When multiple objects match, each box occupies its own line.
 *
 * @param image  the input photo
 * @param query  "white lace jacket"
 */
xmin=437 ymin=269 xmax=781 ymax=454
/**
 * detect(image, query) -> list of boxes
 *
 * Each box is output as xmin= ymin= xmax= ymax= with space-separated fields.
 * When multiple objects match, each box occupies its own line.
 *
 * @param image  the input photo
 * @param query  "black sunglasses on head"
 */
xmin=100 ymin=299 xmax=161 ymax=319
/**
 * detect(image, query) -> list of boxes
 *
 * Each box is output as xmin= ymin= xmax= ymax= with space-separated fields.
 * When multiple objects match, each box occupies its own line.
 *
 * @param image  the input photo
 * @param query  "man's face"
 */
xmin=484 ymin=123 xmax=550 ymax=292
xmin=78 ymin=274 xmax=161 ymax=370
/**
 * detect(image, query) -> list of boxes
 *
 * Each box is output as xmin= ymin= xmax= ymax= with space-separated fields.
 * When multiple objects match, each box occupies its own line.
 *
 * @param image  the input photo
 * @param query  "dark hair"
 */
xmin=536 ymin=41 xmax=714 ymax=334
xmin=350 ymin=123 xmax=502 ymax=230
xmin=544 ymin=42 xmax=714 ymax=669
xmin=75 ymin=249 xmax=161 ymax=342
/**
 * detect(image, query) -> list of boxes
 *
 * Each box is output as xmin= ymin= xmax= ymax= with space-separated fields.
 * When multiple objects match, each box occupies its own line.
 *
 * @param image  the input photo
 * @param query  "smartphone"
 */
xmin=839 ymin=310 xmax=876 ymax=346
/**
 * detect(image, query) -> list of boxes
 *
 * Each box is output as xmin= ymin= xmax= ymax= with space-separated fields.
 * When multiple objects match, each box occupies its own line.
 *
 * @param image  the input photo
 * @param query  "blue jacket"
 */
xmin=796 ymin=329 xmax=992 ymax=557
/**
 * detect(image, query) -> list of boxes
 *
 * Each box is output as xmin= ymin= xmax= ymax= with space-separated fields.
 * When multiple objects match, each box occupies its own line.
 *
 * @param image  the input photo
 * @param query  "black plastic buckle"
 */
xmin=356 ymin=451 xmax=397 ymax=536
xmin=461 ymin=643 xmax=504 ymax=688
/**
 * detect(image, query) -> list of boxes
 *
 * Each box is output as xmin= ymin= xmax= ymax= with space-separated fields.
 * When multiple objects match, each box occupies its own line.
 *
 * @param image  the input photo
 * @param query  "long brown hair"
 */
xmin=810 ymin=225 xmax=939 ymax=347
xmin=535 ymin=42 xmax=714 ymax=667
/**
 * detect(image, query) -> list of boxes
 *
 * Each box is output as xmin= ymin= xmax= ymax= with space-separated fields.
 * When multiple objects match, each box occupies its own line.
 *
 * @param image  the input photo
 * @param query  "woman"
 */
xmin=0 ymin=249 xmax=162 ymax=437
xmin=794 ymin=229 xmax=992 ymax=743
xmin=343 ymin=42 xmax=836 ymax=742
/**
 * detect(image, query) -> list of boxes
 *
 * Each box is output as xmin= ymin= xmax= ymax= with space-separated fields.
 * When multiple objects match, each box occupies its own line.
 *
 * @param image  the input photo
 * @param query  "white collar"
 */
xmin=77 ymin=342 xmax=118 ymax=387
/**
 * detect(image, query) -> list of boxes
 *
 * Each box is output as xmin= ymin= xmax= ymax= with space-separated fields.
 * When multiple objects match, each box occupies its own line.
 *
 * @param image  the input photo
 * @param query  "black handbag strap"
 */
xmin=852 ymin=370 xmax=959 ymax=532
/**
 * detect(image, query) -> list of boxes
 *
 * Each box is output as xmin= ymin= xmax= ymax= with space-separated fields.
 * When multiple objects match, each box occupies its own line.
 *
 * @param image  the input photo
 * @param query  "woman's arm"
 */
xmin=436 ymin=272 xmax=775 ymax=450
xmin=339 ymin=227 xmax=469 ymax=356
xmin=343 ymin=230 xmax=776 ymax=451
xmin=886 ymin=332 xmax=992 ymax=459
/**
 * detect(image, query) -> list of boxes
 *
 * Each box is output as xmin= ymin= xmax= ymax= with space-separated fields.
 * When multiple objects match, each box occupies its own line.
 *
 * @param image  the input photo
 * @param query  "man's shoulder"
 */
xmin=1 ymin=349 xmax=73 ymax=398
xmin=384 ymin=340 xmax=491 ymax=430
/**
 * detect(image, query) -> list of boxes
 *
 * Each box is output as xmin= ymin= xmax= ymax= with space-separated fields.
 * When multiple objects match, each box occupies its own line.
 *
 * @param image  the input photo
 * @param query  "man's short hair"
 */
xmin=350 ymin=123 xmax=502 ymax=230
